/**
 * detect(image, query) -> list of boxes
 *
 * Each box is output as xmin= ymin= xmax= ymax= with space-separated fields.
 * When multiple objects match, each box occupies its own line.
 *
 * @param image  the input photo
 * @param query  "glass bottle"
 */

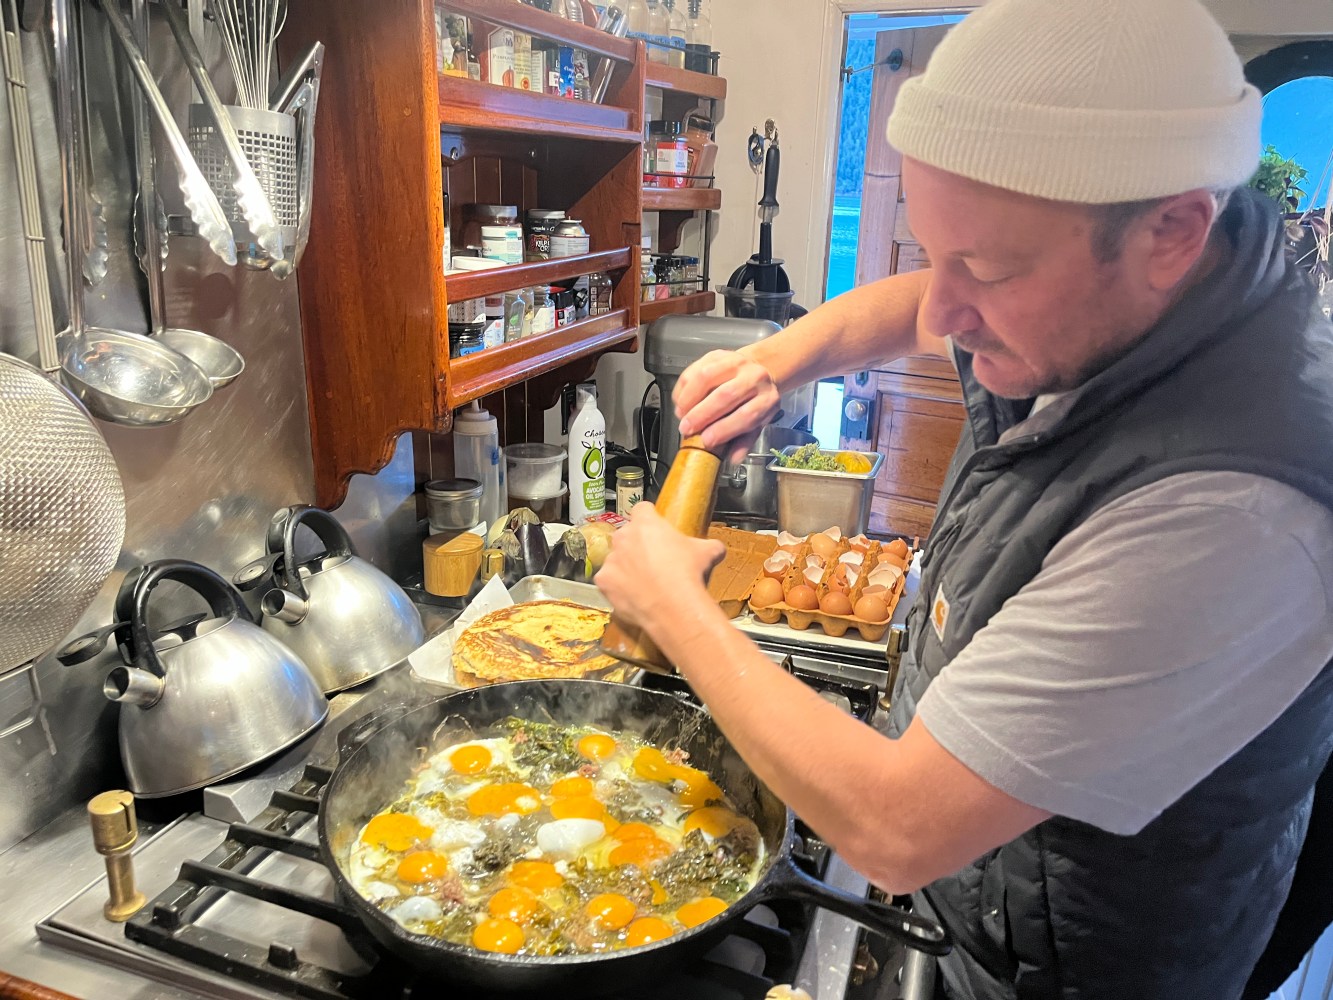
xmin=645 ymin=0 xmax=669 ymax=64
xmin=625 ymin=0 xmax=650 ymax=45
xmin=685 ymin=0 xmax=712 ymax=73
xmin=664 ymin=0 xmax=687 ymax=68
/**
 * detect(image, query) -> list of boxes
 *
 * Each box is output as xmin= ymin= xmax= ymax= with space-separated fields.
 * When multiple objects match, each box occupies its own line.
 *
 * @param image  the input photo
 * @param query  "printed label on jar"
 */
xmin=550 ymin=234 xmax=591 ymax=258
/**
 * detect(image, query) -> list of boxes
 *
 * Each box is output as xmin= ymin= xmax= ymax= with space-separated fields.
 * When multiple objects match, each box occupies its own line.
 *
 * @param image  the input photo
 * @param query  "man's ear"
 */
xmin=1143 ymin=189 xmax=1221 ymax=292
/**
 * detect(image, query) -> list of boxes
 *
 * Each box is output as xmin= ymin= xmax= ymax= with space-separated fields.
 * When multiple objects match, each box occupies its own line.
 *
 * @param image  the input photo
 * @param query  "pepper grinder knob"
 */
xmin=88 ymin=790 xmax=147 ymax=922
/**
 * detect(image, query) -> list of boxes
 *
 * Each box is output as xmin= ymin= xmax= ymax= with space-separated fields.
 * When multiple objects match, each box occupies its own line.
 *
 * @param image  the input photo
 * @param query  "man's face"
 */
xmin=902 ymin=159 xmax=1166 ymax=399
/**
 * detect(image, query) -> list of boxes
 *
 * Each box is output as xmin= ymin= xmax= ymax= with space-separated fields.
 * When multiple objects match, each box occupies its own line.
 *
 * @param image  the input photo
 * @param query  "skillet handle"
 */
xmin=336 ymin=700 xmax=425 ymax=762
xmin=762 ymin=857 xmax=951 ymax=957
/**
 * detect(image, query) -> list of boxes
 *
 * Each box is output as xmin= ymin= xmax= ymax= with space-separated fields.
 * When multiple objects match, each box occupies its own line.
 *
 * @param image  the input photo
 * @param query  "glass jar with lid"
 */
xmin=646 ymin=121 xmax=690 ymax=189
xmin=616 ymin=466 xmax=645 ymax=513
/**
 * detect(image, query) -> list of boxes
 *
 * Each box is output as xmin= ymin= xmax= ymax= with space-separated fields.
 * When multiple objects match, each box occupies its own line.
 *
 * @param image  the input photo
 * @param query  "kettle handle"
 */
xmin=277 ymin=505 xmax=355 ymax=601
xmin=125 ymin=560 xmax=253 ymax=676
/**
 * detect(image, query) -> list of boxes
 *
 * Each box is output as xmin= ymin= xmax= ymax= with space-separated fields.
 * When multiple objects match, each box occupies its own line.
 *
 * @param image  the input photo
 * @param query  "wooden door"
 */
xmin=839 ymin=24 xmax=963 ymax=539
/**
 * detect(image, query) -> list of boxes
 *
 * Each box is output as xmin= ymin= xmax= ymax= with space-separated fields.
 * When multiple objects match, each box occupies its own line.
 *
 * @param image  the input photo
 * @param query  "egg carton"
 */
xmin=746 ymin=534 xmax=911 ymax=642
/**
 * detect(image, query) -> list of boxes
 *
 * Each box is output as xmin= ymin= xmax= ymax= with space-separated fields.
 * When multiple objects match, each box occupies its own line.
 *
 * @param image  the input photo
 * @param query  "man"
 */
xmin=594 ymin=0 xmax=1333 ymax=997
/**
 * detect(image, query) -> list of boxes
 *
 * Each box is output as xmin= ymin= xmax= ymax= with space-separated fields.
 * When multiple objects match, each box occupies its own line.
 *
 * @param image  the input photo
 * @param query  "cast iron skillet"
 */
xmin=320 ymin=680 xmax=950 ymax=995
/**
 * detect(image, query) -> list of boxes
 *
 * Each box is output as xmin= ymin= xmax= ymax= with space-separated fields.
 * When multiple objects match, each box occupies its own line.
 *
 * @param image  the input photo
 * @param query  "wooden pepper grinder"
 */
xmin=599 ymin=434 xmax=722 ymax=674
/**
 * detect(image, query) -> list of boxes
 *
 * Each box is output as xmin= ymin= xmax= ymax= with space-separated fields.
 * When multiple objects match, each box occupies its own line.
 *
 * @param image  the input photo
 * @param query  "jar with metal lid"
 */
xmin=646 ymin=121 xmax=689 ymax=189
xmin=525 ymin=209 xmax=566 ymax=262
xmin=425 ymin=478 xmax=483 ymax=535
xmin=681 ymin=255 xmax=699 ymax=292
xmin=616 ymin=466 xmax=645 ymax=513
xmin=449 ymin=319 xmax=487 ymax=358
xmin=461 ymin=204 xmax=519 ymax=252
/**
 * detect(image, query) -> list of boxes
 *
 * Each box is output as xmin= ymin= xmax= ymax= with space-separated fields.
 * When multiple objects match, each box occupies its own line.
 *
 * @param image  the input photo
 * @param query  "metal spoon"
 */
xmin=129 ymin=0 xmax=244 ymax=388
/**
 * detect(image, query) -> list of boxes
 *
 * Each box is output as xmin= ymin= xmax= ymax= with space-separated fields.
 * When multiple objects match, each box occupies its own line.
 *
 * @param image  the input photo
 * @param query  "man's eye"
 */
xmin=967 ymin=268 xmax=1012 ymax=286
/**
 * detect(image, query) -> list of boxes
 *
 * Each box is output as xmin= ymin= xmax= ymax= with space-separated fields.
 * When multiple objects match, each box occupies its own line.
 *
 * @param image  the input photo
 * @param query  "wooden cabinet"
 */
xmin=282 ymin=0 xmax=648 ymax=506
xmin=843 ymin=356 xmax=964 ymax=540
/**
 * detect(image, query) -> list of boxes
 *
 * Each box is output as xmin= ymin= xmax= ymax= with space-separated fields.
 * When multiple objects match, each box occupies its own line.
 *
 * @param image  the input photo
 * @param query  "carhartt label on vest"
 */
xmin=932 ymin=585 xmax=951 ymax=642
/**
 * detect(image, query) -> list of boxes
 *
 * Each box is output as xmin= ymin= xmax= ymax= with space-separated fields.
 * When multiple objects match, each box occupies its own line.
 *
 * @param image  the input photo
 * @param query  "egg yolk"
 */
xmin=673 ymin=765 xmax=724 ymax=808
xmin=649 ymin=879 xmax=668 ymax=905
xmin=608 ymin=836 xmax=674 ymax=868
xmin=683 ymin=806 xmax=741 ymax=839
xmin=550 ymin=796 xmax=606 ymax=822
xmin=473 ymin=917 xmax=525 ymax=954
xmin=361 ymin=813 xmax=433 ymax=852
xmin=487 ymin=886 xmax=538 ymax=925
xmin=585 ymin=892 xmax=637 ymax=931
xmin=467 ymin=782 xmax=542 ymax=817
xmin=396 ymin=850 xmax=450 ymax=884
xmin=578 ymin=733 xmax=617 ymax=761
xmin=624 ymin=916 xmax=675 ymax=947
xmin=506 ymin=860 xmax=565 ymax=892
xmin=676 ymin=896 xmax=728 ymax=928
xmin=632 ymin=747 xmax=676 ymax=782
xmin=551 ymin=775 xmax=595 ymax=798
xmin=449 ymin=744 xmax=492 ymax=775
xmin=612 ymin=822 xmax=658 ymax=842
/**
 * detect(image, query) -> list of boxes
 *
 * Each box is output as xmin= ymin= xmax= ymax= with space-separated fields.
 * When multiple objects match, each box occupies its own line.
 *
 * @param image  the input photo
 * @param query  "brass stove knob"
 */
xmin=87 ymin=790 xmax=147 ymax=922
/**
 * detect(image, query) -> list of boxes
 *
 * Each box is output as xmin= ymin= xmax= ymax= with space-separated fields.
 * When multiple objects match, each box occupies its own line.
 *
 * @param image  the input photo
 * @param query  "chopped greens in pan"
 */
xmin=343 ymin=718 xmax=764 ymax=956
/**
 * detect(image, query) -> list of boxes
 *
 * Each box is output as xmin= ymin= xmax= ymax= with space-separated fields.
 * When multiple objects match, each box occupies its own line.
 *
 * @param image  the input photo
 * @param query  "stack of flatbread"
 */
xmin=452 ymin=600 xmax=633 ymax=688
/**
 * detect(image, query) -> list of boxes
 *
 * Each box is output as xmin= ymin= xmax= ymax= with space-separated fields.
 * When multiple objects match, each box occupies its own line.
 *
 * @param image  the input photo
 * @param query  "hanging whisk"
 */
xmin=208 ymin=0 xmax=287 ymax=111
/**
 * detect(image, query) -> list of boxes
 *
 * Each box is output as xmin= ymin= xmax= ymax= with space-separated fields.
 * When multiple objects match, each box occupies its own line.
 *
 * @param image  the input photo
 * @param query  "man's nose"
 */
xmin=923 ymin=272 xmax=983 ymax=337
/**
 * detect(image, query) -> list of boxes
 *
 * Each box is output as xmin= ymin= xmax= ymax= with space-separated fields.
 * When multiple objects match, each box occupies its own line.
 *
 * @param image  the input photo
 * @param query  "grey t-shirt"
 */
xmin=916 ymin=468 xmax=1333 ymax=835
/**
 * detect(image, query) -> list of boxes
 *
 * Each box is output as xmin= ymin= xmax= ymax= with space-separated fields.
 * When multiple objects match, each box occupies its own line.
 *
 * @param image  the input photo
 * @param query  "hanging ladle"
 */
xmin=53 ymin=0 xmax=214 ymax=427
xmin=128 ymin=0 xmax=243 ymax=388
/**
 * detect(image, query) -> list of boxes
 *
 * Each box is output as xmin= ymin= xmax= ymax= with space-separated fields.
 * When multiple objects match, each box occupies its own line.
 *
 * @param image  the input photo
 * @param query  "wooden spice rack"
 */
xmin=642 ymin=63 xmax=727 ymax=322
xmin=282 ymin=0 xmax=649 ymax=506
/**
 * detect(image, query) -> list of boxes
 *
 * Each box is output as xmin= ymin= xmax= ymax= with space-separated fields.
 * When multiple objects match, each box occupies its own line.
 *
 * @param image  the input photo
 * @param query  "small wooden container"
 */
xmin=423 ymin=532 xmax=483 ymax=597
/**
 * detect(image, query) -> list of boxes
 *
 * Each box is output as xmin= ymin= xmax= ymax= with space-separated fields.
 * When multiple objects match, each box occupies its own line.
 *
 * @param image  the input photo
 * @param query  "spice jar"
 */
xmin=524 ymin=208 xmax=565 ymax=261
xmin=681 ymin=111 xmax=718 ymax=188
xmin=461 ymin=204 xmax=519 ymax=253
xmin=646 ymin=121 xmax=690 ymax=189
xmin=616 ymin=466 xmax=645 ymax=513
xmin=448 ymin=319 xmax=487 ymax=358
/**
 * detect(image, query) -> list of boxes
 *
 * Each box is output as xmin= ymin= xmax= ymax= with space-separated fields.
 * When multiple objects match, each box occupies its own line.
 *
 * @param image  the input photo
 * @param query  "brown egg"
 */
xmin=820 ymin=591 xmax=853 ymax=616
xmin=861 ymin=584 xmax=888 ymax=598
xmin=808 ymin=532 xmax=838 ymax=561
xmin=750 ymin=577 xmax=784 ymax=608
xmin=785 ymin=585 xmax=819 ymax=610
xmin=885 ymin=539 xmax=910 ymax=559
xmin=854 ymin=594 xmax=890 ymax=623
xmin=879 ymin=552 xmax=909 ymax=571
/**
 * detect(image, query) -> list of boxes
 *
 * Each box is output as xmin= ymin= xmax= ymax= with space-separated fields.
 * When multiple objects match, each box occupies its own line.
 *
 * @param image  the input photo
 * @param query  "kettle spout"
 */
xmin=103 ymin=666 xmax=164 ymax=707
xmin=262 ymin=589 xmax=310 ymax=624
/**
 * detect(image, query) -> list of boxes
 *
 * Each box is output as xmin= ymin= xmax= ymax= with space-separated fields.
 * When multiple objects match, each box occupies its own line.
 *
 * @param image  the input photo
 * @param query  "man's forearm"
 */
xmin=740 ymin=269 xmax=939 ymax=394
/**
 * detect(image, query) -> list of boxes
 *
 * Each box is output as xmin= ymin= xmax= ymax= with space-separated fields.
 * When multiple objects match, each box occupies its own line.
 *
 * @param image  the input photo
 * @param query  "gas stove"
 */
xmin=33 ymin=651 xmax=923 ymax=1000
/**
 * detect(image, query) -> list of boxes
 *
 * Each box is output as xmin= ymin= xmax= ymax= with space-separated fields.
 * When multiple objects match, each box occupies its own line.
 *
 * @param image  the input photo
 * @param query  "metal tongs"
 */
xmin=94 ymin=0 xmax=237 ymax=265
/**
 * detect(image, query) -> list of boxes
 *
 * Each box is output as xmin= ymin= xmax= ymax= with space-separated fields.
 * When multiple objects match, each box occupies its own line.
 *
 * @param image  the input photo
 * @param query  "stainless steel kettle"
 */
xmin=235 ymin=506 xmax=425 ymax=694
xmin=59 ymin=560 xmax=328 ymax=798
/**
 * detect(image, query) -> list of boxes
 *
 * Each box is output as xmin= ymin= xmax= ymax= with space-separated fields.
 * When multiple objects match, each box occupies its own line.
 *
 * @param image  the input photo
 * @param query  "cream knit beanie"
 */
xmin=885 ymin=0 xmax=1263 ymax=204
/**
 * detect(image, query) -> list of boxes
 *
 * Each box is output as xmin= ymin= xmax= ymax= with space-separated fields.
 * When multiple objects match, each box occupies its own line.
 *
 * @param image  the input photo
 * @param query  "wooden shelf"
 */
xmin=643 ymin=187 xmax=721 ymax=212
xmin=449 ymin=310 xmax=638 ymax=406
xmin=447 ymin=249 xmax=634 ymax=301
xmin=645 ymin=63 xmax=727 ymax=101
xmin=640 ymin=290 xmax=715 ymax=323
xmin=442 ymin=0 xmax=639 ymax=64
xmin=438 ymin=75 xmax=641 ymax=143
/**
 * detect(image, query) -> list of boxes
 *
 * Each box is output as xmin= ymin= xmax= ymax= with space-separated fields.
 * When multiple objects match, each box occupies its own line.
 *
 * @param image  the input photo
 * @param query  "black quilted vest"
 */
xmin=887 ymin=188 xmax=1333 ymax=1000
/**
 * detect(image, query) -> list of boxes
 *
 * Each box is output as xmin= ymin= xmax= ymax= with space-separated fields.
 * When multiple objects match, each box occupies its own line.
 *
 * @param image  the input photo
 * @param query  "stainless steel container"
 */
xmin=769 ymin=447 xmax=885 ymax=536
xmin=426 ymin=478 xmax=483 ymax=534
xmin=715 ymin=425 xmax=817 ymax=518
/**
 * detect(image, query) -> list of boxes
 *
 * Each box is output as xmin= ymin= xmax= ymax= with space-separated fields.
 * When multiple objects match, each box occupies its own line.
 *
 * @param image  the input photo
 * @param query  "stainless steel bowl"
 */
xmin=60 ymin=328 xmax=214 ymax=426
xmin=156 ymin=328 xmax=246 ymax=388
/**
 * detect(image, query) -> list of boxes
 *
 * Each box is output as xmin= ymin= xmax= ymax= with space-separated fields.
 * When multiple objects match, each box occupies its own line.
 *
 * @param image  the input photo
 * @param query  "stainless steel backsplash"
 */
xmin=0 ymin=6 xmax=418 ymax=850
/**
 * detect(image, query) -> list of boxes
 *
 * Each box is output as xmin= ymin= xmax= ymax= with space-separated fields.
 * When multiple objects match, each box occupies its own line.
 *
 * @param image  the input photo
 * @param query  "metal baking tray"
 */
xmin=507 ymin=575 xmax=611 ymax=610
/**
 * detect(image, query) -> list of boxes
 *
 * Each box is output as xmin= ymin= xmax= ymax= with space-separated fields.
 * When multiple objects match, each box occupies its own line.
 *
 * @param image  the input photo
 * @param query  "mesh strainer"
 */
xmin=0 ymin=356 xmax=126 ymax=675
